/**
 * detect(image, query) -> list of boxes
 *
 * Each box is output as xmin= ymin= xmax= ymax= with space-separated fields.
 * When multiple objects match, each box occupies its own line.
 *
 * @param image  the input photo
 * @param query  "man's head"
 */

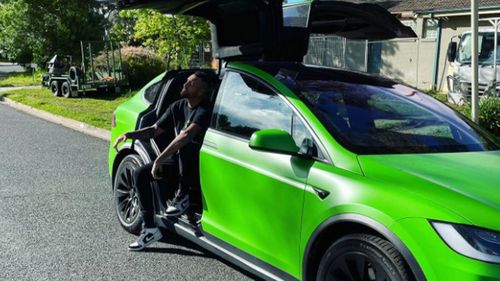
xmin=181 ymin=71 xmax=215 ymax=99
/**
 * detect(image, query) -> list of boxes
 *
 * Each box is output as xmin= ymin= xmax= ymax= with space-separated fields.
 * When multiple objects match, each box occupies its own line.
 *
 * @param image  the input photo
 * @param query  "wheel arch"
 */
xmin=111 ymin=141 xmax=152 ymax=188
xmin=302 ymin=213 xmax=426 ymax=281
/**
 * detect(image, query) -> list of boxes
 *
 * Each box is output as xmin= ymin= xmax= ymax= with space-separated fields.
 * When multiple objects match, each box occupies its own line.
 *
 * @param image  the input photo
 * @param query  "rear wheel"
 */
xmin=114 ymin=154 xmax=144 ymax=235
xmin=61 ymin=81 xmax=73 ymax=98
xmin=50 ymin=80 xmax=60 ymax=97
xmin=317 ymin=234 xmax=411 ymax=281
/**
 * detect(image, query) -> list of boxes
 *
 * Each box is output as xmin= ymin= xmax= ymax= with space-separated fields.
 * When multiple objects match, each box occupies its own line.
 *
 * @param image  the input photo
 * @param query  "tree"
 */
xmin=108 ymin=9 xmax=141 ymax=46
xmin=0 ymin=0 xmax=106 ymax=64
xmin=0 ymin=0 xmax=33 ymax=63
xmin=110 ymin=9 xmax=211 ymax=70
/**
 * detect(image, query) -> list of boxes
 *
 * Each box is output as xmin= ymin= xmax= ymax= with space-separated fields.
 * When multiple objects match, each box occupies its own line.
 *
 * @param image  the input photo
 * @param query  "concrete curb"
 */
xmin=0 ymin=95 xmax=111 ymax=141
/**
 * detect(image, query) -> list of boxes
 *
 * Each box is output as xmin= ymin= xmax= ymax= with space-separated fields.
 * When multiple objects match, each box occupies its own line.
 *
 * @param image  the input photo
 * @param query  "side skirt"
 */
xmin=155 ymin=215 xmax=299 ymax=281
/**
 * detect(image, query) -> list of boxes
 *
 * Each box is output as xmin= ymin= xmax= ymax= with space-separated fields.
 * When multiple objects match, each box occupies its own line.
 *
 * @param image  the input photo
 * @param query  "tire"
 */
xmin=69 ymin=66 xmax=81 ymax=83
xmin=61 ymin=81 xmax=72 ymax=98
xmin=50 ymin=80 xmax=61 ymax=97
xmin=317 ymin=234 xmax=411 ymax=281
xmin=113 ymin=154 xmax=144 ymax=235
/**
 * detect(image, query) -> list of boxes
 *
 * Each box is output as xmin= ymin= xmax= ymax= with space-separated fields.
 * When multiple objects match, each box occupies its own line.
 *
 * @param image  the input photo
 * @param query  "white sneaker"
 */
xmin=165 ymin=194 xmax=189 ymax=217
xmin=128 ymin=227 xmax=162 ymax=251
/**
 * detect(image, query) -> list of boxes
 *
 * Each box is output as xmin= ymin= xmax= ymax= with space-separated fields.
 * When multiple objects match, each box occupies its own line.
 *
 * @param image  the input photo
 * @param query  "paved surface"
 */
xmin=0 ymin=103 xmax=257 ymax=281
xmin=0 ymin=63 xmax=25 ymax=76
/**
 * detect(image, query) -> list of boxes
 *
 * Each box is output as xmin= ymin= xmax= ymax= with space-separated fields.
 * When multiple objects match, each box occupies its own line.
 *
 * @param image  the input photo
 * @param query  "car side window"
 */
xmin=212 ymin=71 xmax=321 ymax=158
xmin=144 ymin=81 xmax=163 ymax=104
xmin=212 ymin=71 xmax=293 ymax=139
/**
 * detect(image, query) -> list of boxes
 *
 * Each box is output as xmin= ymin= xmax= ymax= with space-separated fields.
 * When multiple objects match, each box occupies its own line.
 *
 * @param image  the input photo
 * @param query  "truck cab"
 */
xmin=447 ymin=28 xmax=500 ymax=104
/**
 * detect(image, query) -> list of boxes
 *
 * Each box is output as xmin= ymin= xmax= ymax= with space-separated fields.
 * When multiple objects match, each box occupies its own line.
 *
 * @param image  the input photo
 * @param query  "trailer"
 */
xmin=42 ymin=40 xmax=128 ymax=98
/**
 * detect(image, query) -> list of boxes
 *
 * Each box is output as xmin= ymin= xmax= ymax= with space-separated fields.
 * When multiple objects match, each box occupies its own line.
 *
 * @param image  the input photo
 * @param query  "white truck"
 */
xmin=447 ymin=26 xmax=500 ymax=104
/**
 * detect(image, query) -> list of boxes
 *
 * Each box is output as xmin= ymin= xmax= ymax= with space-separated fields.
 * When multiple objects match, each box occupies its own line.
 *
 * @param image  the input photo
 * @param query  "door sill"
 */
xmin=155 ymin=214 xmax=299 ymax=281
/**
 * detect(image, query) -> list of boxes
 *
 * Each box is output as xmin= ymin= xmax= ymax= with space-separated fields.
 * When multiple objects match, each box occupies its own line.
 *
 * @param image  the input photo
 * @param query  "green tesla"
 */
xmin=108 ymin=0 xmax=500 ymax=280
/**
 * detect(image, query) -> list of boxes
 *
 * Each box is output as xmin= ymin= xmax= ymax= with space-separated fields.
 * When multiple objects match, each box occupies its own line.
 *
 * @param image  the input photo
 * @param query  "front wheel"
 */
xmin=113 ymin=154 xmax=144 ymax=234
xmin=317 ymin=234 xmax=411 ymax=281
xmin=50 ymin=80 xmax=60 ymax=97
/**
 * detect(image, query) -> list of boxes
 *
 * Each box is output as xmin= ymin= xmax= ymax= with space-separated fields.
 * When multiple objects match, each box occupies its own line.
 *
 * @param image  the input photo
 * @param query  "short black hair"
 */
xmin=194 ymin=71 xmax=217 ymax=87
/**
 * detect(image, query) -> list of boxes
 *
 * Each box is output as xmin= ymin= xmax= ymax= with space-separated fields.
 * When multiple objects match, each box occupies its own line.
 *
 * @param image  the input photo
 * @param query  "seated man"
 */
xmin=113 ymin=71 xmax=215 ymax=251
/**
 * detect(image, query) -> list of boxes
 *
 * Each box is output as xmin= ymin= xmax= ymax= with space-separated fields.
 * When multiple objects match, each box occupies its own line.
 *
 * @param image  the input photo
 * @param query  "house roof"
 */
xmin=373 ymin=0 xmax=500 ymax=13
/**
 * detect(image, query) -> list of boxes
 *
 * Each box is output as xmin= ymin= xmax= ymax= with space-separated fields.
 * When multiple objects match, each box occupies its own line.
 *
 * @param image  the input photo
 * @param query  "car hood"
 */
xmin=358 ymin=151 xmax=500 ymax=229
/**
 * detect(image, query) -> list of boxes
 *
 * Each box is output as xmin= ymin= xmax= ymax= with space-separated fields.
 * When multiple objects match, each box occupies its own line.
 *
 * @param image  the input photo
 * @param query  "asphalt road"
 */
xmin=0 ymin=63 xmax=25 ymax=76
xmin=0 ymin=102 xmax=257 ymax=281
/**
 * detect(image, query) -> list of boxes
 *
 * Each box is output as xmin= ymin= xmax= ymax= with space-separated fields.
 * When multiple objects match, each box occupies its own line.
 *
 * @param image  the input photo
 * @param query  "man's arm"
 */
xmin=151 ymin=123 xmax=203 ymax=179
xmin=113 ymin=125 xmax=165 ymax=152
xmin=125 ymin=125 xmax=165 ymax=140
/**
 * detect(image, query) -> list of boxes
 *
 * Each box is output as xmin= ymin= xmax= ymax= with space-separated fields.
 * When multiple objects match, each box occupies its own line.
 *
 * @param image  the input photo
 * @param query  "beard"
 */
xmin=180 ymin=88 xmax=188 ymax=97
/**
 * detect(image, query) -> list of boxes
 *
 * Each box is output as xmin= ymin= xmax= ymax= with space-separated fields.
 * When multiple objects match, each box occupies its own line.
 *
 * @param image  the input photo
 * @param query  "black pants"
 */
xmin=133 ymin=161 xmax=201 ymax=228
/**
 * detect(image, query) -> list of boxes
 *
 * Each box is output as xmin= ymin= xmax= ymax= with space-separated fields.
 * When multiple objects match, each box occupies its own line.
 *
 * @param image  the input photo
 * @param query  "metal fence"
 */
xmin=304 ymin=35 xmax=368 ymax=72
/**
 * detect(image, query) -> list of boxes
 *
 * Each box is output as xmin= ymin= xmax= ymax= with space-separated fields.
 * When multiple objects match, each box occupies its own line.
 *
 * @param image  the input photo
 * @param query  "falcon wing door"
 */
xmin=116 ymin=0 xmax=284 ymax=60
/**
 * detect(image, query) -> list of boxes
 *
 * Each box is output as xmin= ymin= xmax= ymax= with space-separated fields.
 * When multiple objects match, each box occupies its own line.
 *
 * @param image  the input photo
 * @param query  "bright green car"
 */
xmin=109 ymin=1 xmax=500 ymax=280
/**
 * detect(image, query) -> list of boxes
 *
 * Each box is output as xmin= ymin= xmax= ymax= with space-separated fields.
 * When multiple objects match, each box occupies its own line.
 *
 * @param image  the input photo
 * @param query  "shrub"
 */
xmin=94 ymin=46 xmax=165 ymax=90
xmin=479 ymin=97 xmax=500 ymax=137
xmin=120 ymin=46 xmax=166 ymax=89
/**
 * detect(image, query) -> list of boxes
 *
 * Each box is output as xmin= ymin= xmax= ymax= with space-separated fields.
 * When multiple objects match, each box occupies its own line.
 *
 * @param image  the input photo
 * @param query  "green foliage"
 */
xmin=111 ymin=9 xmax=211 ymax=70
xmin=0 ymin=0 xmax=105 ymax=64
xmin=119 ymin=46 xmax=165 ymax=89
xmin=479 ymin=98 xmax=500 ymax=137
xmin=424 ymin=89 xmax=448 ymax=103
xmin=109 ymin=10 xmax=141 ymax=46
xmin=0 ymin=70 xmax=45 ymax=87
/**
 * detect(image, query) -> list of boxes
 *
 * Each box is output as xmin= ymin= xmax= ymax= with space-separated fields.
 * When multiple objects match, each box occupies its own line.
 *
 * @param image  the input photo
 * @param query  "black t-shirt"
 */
xmin=155 ymin=99 xmax=212 ymax=172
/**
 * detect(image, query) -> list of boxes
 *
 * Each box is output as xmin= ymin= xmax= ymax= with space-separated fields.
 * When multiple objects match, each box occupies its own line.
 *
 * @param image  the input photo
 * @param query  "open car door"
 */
xmin=115 ymin=0 xmax=416 ymax=61
xmin=284 ymin=0 xmax=416 ymax=40
xmin=116 ymin=0 xmax=284 ymax=60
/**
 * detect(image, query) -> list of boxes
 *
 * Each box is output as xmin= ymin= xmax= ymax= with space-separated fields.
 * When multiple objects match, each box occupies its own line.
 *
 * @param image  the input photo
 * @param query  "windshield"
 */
xmin=457 ymin=33 xmax=500 ymax=65
xmin=277 ymin=70 xmax=499 ymax=154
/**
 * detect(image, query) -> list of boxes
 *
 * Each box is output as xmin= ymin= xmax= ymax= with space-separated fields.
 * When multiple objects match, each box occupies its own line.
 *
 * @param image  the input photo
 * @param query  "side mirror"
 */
xmin=249 ymin=129 xmax=300 ymax=155
xmin=447 ymin=42 xmax=457 ymax=62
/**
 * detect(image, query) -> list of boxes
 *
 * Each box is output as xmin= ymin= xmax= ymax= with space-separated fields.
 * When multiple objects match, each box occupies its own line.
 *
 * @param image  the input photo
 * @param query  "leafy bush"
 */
xmin=120 ymin=46 xmax=166 ymax=89
xmin=95 ymin=46 xmax=165 ymax=90
xmin=479 ymin=97 xmax=500 ymax=137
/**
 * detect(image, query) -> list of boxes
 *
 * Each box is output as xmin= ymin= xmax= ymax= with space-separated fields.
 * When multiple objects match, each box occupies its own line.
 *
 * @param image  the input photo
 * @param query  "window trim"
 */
xmin=211 ymin=68 xmax=332 ymax=164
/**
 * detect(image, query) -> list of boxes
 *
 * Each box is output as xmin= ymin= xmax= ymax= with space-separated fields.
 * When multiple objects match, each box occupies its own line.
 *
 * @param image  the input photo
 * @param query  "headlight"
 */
xmin=432 ymin=221 xmax=500 ymax=263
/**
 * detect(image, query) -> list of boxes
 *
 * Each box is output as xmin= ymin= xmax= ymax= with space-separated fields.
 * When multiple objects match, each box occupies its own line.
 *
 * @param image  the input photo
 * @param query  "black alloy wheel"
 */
xmin=50 ymin=80 xmax=60 ymax=97
xmin=114 ymin=154 xmax=144 ymax=234
xmin=317 ymin=234 xmax=411 ymax=281
xmin=61 ymin=81 xmax=73 ymax=98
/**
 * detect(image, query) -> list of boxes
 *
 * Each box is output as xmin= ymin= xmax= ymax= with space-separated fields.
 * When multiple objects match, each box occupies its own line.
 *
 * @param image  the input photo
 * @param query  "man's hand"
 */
xmin=113 ymin=134 xmax=127 ymax=152
xmin=151 ymin=161 xmax=162 ymax=180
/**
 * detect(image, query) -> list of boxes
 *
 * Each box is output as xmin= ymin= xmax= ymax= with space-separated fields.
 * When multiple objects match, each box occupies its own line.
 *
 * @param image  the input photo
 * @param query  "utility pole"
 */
xmin=471 ymin=0 xmax=479 ymax=123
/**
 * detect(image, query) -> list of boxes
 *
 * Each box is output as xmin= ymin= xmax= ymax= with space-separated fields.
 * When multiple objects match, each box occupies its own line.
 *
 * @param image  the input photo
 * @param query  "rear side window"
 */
xmin=143 ymin=81 xmax=163 ymax=104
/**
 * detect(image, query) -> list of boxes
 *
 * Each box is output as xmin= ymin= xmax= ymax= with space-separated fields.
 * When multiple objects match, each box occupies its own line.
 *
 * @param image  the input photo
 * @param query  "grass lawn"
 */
xmin=0 ymin=88 xmax=136 ymax=130
xmin=0 ymin=71 xmax=43 ymax=87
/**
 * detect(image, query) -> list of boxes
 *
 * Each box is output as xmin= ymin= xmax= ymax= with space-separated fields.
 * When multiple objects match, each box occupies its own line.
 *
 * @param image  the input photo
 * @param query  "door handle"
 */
xmin=204 ymin=140 xmax=218 ymax=149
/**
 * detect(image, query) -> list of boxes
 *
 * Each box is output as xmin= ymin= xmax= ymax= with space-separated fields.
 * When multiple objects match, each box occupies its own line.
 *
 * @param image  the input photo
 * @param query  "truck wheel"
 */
xmin=61 ymin=82 xmax=72 ymax=98
xmin=50 ymin=81 xmax=61 ymax=97
xmin=317 ymin=234 xmax=411 ymax=281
